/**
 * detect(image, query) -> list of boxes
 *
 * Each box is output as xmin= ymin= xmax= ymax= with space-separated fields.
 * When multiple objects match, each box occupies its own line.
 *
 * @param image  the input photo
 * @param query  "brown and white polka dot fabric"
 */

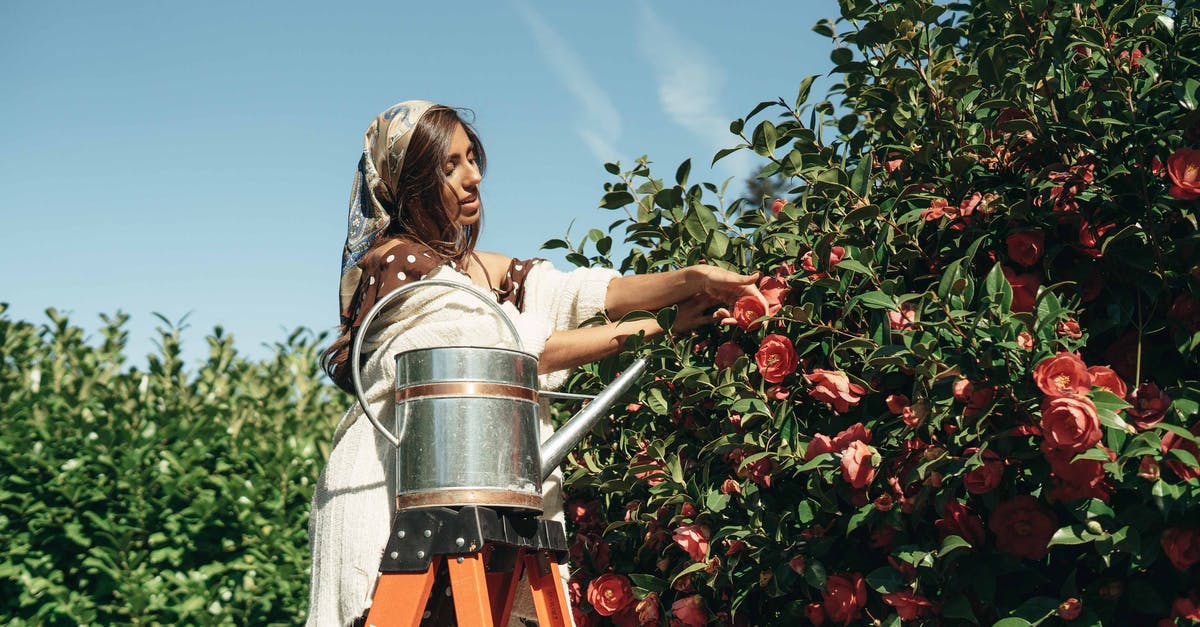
xmin=346 ymin=237 xmax=543 ymax=332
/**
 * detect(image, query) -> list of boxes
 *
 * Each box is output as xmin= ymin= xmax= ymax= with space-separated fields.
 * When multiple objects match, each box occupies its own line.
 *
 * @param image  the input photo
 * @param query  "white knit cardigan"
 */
xmin=306 ymin=261 xmax=618 ymax=626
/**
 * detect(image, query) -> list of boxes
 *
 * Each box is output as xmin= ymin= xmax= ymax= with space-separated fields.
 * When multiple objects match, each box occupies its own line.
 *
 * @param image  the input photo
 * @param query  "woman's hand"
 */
xmin=689 ymin=265 xmax=768 ymax=314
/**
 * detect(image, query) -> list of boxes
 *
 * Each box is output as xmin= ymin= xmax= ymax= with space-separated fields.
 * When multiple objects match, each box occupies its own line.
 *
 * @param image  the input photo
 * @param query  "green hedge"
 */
xmin=0 ymin=305 xmax=342 ymax=625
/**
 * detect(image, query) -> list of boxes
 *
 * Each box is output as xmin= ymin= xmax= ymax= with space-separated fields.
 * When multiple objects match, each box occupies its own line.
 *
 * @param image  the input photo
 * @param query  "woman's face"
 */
xmin=441 ymin=123 xmax=482 ymax=226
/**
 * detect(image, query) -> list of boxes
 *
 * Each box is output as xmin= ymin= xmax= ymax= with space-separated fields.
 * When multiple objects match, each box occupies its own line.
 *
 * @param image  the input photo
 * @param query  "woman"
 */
xmin=308 ymin=100 xmax=764 ymax=626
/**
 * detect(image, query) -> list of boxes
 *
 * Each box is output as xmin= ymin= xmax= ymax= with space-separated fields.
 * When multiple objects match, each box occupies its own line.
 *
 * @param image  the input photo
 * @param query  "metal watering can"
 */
xmin=350 ymin=279 xmax=648 ymax=514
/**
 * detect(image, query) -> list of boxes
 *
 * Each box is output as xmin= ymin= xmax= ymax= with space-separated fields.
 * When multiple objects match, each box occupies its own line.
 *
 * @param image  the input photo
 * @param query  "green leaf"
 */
xmin=991 ymin=619 xmax=1032 ymax=627
xmin=939 ymin=534 xmax=973 ymax=556
xmin=600 ymin=190 xmax=635 ymax=209
xmin=646 ymin=387 xmax=669 ymax=416
xmin=675 ymin=159 xmax=691 ymax=186
xmin=628 ymin=573 xmax=668 ymax=593
xmin=854 ymin=290 xmax=899 ymax=312
xmin=804 ymin=559 xmax=827 ymax=589
xmin=843 ymin=203 xmax=878 ymax=225
xmin=795 ymin=75 xmax=818 ymax=106
xmin=836 ymin=259 xmax=875 ymax=277
xmin=865 ymin=567 xmax=906 ymax=593
xmin=1049 ymin=524 xmax=1106 ymax=546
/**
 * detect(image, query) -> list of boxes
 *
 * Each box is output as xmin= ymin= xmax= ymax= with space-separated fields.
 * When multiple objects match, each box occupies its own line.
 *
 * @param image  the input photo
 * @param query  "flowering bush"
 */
xmin=553 ymin=1 xmax=1200 ymax=624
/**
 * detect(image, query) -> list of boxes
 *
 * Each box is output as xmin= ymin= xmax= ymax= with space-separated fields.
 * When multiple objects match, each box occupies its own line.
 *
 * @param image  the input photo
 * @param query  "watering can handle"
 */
xmin=349 ymin=278 xmax=524 ymax=448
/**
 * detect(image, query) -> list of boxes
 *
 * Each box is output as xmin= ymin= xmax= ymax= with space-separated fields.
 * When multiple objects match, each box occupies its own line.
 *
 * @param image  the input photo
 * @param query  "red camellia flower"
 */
xmin=1057 ymin=598 xmax=1083 ymax=621
xmin=714 ymin=341 xmax=744 ymax=370
xmin=805 ymin=602 xmax=827 ymax=626
xmin=1087 ymin=365 xmax=1127 ymax=399
xmin=672 ymin=524 xmax=710 ymax=562
xmin=1043 ymin=442 xmax=1114 ymax=503
xmin=989 ymin=495 xmax=1058 ymax=560
xmin=1077 ymin=219 xmax=1114 ymax=258
xmin=888 ymin=301 xmax=918 ymax=330
xmin=805 ymin=434 xmax=835 ymax=460
xmin=758 ymin=275 xmax=790 ymax=314
xmin=883 ymin=590 xmax=936 ymax=621
xmin=741 ymin=456 xmax=776 ymax=488
xmin=953 ymin=378 xmax=996 ymax=417
xmin=771 ymin=197 xmax=786 ymax=216
xmin=801 ymin=246 xmax=846 ymax=278
xmin=719 ymin=478 xmax=741 ymax=496
xmin=902 ymin=401 xmax=930 ymax=428
xmin=670 ymin=595 xmax=707 ymax=627
xmin=1007 ymin=229 xmax=1045 ymax=266
xmin=840 ymin=441 xmax=877 ymax=489
xmin=732 ymin=295 xmax=767 ymax=330
xmin=804 ymin=369 xmax=867 ymax=413
xmin=936 ymin=498 xmax=986 ymax=548
xmin=1167 ymin=147 xmax=1200 ymax=200
xmin=1171 ymin=595 xmax=1200 ymax=621
xmin=886 ymin=393 xmax=910 ymax=415
xmin=789 ymin=555 xmax=806 ymax=575
xmin=921 ymin=197 xmax=949 ymax=221
xmin=1161 ymin=527 xmax=1200 ymax=571
xmin=822 ymin=573 xmax=868 ymax=625
xmin=833 ymin=423 xmax=872 ymax=449
xmin=586 ymin=573 xmax=634 ymax=616
xmin=1018 ymin=331 xmax=1035 ymax=350
xmin=1003 ymin=266 xmax=1041 ymax=312
xmin=1056 ymin=318 xmax=1083 ymax=339
xmin=1127 ymin=382 xmax=1171 ymax=430
xmin=1033 ymin=352 xmax=1093 ymax=397
xmin=567 ymin=499 xmax=602 ymax=529
xmin=635 ymin=592 xmax=660 ymax=625
xmin=1161 ymin=423 xmax=1200 ymax=481
xmin=755 ymin=334 xmax=798 ymax=383
xmin=1041 ymin=396 xmax=1103 ymax=453
xmin=963 ymin=447 xmax=1004 ymax=494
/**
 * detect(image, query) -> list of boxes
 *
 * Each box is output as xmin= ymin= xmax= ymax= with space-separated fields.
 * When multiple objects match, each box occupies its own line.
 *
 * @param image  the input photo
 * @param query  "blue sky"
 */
xmin=1 ymin=1 xmax=837 ymax=365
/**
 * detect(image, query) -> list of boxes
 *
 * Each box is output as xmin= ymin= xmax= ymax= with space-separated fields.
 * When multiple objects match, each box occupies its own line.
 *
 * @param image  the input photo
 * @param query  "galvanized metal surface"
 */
xmin=393 ymin=354 xmax=543 ymax=512
xmin=350 ymin=279 xmax=525 ymax=448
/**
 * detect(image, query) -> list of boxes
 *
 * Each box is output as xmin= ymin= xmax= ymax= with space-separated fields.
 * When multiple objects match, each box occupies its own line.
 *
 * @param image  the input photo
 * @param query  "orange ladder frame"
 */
xmin=360 ymin=506 xmax=572 ymax=627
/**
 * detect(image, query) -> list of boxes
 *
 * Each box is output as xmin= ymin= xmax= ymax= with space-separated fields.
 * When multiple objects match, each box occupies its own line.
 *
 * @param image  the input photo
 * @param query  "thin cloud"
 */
xmin=512 ymin=0 xmax=622 ymax=164
xmin=636 ymin=2 xmax=751 ymax=179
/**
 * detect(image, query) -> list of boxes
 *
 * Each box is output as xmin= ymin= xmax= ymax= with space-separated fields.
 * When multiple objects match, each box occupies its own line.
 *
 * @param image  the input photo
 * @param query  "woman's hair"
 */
xmin=320 ymin=106 xmax=487 ymax=393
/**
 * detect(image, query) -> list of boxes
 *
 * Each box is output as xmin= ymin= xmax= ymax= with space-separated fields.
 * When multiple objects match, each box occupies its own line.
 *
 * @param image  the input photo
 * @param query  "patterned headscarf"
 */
xmin=338 ymin=100 xmax=439 ymax=320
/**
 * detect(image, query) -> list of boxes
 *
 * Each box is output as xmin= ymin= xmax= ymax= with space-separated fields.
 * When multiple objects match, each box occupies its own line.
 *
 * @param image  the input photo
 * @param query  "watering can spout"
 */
xmin=539 ymin=356 xmax=650 ymax=481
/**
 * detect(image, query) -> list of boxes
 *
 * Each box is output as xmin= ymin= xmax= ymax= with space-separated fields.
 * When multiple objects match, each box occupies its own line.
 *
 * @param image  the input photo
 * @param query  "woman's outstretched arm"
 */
xmin=603 ymin=265 xmax=767 ymax=321
xmin=538 ymin=296 xmax=721 ymax=374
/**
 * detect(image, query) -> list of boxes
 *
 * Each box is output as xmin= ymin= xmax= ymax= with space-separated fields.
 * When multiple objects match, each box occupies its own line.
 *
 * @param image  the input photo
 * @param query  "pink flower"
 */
xmin=885 ymin=393 xmax=910 ymax=415
xmin=1003 ymin=266 xmax=1041 ymax=313
xmin=770 ymin=198 xmax=786 ymax=216
xmin=921 ymin=198 xmax=949 ymax=221
xmin=758 ymin=275 xmax=790 ymax=314
xmin=804 ymin=369 xmax=866 ymax=413
xmin=756 ymin=334 xmax=798 ymax=384
xmin=714 ymin=341 xmax=744 ymax=369
xmin=1127 ymin=382 xmax=1170 ymax=430
xmin=1167 ymin=147 xmax=1200 ymax=200
xmin=732 ymin=295 xmax=767 ymax=330
xmin=888 ymin=302 xmax=917 ymax=330
xmin=670 ymin=595 xmax=707 ymax=627
xmin=840 ymin=441 xmax=877 ymax=488
xmin=805 ymin=434 xmax=835 ymax=460
xmin=1007 ymin=229 xmax=1045 ymax=266
xmin=672 ymin=524 xmax=710 ymax=562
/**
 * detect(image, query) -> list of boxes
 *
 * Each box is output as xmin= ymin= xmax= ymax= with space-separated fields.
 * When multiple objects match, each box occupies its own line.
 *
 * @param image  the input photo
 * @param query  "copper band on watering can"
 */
xmin=395 ymin=382 xmax=539 ymax=403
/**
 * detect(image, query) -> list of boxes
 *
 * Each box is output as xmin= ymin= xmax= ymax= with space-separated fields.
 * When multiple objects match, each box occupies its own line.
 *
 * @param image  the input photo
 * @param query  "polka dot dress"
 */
xmin=346 ymin=237 xmax=543 ymax=333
